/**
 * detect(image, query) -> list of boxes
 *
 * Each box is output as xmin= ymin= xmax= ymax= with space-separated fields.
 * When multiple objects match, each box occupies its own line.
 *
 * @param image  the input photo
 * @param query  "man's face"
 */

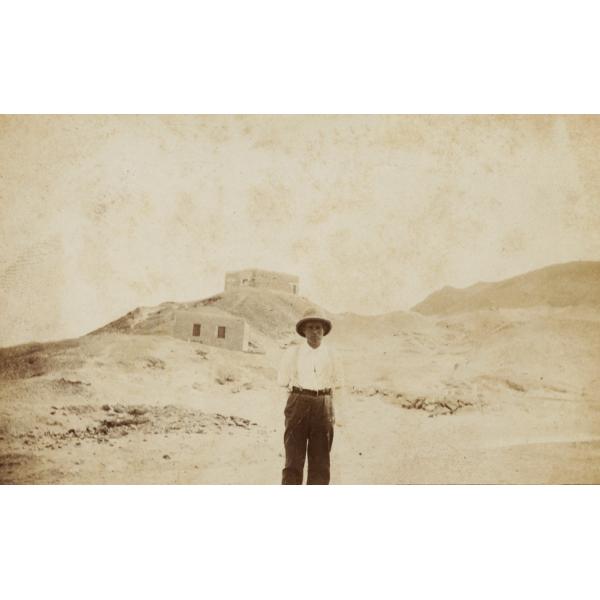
xmin=304 ymin=320 xmax=324 ymax=347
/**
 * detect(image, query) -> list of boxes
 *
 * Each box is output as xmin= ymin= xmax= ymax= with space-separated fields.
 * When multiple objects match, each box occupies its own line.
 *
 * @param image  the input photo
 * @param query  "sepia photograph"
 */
xmin=2 ymin=3 xmax=600 ymax=599
xmin=1 ymin=114 xmax=599 ymax=485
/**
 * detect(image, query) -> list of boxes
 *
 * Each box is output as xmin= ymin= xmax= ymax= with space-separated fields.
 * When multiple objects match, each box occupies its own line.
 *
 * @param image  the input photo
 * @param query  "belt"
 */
xmin=291 ymin=386 xmax=332 ymax=396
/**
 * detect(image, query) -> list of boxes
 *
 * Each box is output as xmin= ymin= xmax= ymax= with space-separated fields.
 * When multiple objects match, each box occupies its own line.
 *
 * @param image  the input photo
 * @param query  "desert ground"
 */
xmin=2 ymin=264 xmax=600 ymax=484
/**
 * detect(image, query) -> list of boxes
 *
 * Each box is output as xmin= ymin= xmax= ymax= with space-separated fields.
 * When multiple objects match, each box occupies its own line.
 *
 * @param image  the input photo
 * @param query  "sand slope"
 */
xmin=413 ymin=260 xmax=600 ymax=315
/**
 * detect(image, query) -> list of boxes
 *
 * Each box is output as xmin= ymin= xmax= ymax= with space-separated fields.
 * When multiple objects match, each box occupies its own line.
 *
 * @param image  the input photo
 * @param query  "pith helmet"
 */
xmin=295 ymin=307 xmax=332 ymax=337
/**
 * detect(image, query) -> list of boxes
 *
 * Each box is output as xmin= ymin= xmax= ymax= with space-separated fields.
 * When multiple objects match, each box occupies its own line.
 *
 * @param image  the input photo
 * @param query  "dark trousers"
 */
xmin=281 ymin=391 xmax=335 ymax=485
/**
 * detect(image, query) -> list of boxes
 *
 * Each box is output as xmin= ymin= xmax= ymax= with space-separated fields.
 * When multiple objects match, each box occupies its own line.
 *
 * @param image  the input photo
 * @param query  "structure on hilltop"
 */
xmin=224 ymin=268 xmax=299 ymax=295
xmin=171 ymin=269 xmax=299 ymax=352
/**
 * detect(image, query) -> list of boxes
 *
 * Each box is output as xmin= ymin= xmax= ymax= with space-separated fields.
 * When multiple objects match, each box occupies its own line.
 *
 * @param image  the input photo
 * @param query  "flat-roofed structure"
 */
xmin=224 ymin=269 xmax=299 ymax=295
xmin=173 ymin=310 xmax=249 ymax=352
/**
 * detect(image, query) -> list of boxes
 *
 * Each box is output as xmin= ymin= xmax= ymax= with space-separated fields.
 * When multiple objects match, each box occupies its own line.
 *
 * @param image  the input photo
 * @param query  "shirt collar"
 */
xmin=300 ymin=340 xmax=326 ymax=353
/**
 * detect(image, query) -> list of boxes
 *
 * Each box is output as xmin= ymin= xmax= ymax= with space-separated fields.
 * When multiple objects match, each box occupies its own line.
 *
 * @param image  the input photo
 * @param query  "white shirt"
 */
xmin=277 ymin=341 xmax=344 ymax=391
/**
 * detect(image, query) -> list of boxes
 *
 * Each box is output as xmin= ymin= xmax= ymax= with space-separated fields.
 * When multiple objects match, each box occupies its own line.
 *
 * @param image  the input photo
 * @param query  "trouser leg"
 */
xmin=282 ymin=394 xmax=309 ymax=485
xmin=306 ymin=396 xmax=335 ymax=485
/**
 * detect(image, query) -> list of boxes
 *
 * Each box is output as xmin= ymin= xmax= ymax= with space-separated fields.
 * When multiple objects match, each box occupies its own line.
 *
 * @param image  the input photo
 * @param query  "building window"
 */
xmin=192 ymin=323 xmax=201 ymax=336
xmin=217 ymin=326 xmax=226 ymax=339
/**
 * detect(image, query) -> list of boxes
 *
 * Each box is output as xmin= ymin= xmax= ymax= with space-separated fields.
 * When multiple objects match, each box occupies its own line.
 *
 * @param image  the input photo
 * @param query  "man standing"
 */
xmin=277 ymin=308 xmax=344 ymax=485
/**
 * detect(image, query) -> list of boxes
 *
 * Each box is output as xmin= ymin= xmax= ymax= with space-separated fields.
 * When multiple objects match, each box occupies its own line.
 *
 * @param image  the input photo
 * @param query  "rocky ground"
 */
xmin=1 ymin=299 xmax=599 ymax=484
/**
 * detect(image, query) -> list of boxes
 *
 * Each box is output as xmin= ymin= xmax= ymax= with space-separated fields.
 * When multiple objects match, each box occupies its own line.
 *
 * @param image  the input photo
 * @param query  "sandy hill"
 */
xmin=329 ymin=310 xmax=433 ymax=346
xmin=91 ymin=288 xmax=325 ymax=349
xmin=90 ymin=288 xmax=432 ymax=351
xmin=412 ymin=261 xmax=600 ymax=315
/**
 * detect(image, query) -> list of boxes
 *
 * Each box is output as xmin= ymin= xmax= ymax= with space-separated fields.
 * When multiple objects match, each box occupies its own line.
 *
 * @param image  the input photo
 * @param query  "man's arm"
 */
xmin=277 ymin=346 xmax=296 ymax=392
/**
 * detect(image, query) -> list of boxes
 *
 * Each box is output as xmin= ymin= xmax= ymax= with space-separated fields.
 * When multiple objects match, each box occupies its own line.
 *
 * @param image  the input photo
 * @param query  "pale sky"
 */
xmin=1 ymin=115 xmax=599 ymax=347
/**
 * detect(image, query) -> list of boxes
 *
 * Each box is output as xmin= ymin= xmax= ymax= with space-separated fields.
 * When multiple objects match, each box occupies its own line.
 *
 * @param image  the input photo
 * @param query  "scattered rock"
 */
xmin=64 ymin=405 xmax=95 ymax=415
xmin=13 ymin=404 xmax=258 ymax=456
xmin=163 ymin=454 xmax=171 ymax=460
xmin=145 ymin=357 xmax=166 ymax=370
xmin=505 ymin=379 xmax=526 ymax=392
xmin=230 ymin=416 xmax=251 ymax=428
xmin=101 ymin=417 xmax=150 ymax=428
xmin=102 ymin=404 xmax=111 ymax=411
xmin=57 ymin=378 xmax=90 ymax=386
